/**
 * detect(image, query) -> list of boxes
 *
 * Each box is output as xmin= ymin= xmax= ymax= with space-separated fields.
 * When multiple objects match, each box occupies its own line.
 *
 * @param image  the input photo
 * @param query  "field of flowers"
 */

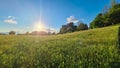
xmin=0 ymin=25 xmax=120 ymax=68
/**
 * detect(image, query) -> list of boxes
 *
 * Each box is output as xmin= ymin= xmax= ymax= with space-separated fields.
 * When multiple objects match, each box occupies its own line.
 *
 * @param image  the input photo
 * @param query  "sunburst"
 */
xmin=33 ymin=21 xmax=45 ymax=31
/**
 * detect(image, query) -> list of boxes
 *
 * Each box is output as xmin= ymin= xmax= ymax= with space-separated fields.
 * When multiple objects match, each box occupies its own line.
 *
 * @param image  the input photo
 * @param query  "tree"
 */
xmin=90 ymin=3 xmax=120 ymax=29
xmin=0 ymin=33 xmax=5 ymax=35
xmin=103 ymin=3 xmax=120 ymax=26
xmin=59 ymin=25 xmax=67 ymax=34
xmin=67 ymin=22 xmax=77 ymax=32
xmin=77 ymin=23 xmax=88 ymax=31
xmin=39 ymin=31 xmax=48 ymax=35
xmin=31 ymin=31 xmax=39 ymax=35
xmin=109 ymin=4 xmax=120 ymax=24
xmin=9 ymin=31 xmax=16 ymax=35
xmin=102 ymin=5 xmax=109 ymax=14
xmin=59 ymin=22 xmax=77 ymax=34
xmin=52 ymin=32 xmax=56 ymax=35
xmin=90 ymin=13 xmax=104 ymax=29
xmin=66 ymin=27 xmax=73 ymax=33
xmin=111 ymin=0 xmax=117 ymax=7
xmin=25 ymin=32 xmax=29 ymax=35
xmin=31 ymin=31 xmax=48 ymax=35
xmin=77 ymin=20 xmax=83 ymax=26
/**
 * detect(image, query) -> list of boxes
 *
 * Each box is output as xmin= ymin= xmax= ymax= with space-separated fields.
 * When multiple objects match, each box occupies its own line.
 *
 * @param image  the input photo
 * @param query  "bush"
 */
xmin=9 ymin=31 xmax=16 ymax=35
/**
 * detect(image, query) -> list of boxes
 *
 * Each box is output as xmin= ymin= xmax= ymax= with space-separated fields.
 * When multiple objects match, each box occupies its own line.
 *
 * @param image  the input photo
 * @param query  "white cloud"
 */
xmin=46 ymin=28 xmax=58 ymax=33
xmin=50 ymin=28 xmax=58 ymax=32
xmin=4 ymin=16 xmax=17 ymax=24
xmin=4 ymin=19 xmax=17 ymax=24
xmin=66 ymin=16 xmax=79 ymax=23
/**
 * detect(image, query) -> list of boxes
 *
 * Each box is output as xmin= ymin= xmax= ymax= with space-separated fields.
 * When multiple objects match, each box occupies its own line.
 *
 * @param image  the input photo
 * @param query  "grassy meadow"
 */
xmin=0 ymin=25 xmax=120 ymax=68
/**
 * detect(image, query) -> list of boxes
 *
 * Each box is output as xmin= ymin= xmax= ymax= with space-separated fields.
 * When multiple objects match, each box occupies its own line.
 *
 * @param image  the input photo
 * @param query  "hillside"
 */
xmin=0 ymin=25 xmax=120 ymax=68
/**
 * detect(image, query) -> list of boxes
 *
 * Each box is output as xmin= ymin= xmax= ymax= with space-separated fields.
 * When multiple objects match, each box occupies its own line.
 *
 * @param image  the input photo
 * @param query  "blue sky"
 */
xmin=0 ymin=0 xmax=119 ymax=33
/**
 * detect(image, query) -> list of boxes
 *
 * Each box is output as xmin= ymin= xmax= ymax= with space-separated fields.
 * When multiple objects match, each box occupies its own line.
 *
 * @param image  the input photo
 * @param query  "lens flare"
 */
xmin=33 ymin=21 xmax=45 ymax=31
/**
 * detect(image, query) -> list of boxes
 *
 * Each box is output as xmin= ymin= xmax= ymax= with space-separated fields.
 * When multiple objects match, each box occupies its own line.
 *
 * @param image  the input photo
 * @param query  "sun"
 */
xmin=36 ymin=23 xmax=42 ymax=29
xmin=34 ymin=21 xmax=45 ymax=31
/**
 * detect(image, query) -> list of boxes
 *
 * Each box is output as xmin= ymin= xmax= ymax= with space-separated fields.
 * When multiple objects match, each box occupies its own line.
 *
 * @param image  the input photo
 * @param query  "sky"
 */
xmin=0 ymin=0 xmax=119 ymax=33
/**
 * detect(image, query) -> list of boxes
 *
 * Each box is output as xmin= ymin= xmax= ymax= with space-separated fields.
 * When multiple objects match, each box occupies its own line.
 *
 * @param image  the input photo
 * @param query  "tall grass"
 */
xmin=0 ymin=25 xmax=120 ymax=68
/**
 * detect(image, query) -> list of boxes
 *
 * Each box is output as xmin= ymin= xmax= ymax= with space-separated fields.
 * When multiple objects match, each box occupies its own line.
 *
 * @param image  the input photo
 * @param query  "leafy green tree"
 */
xmin=90 ymin=3 xmax=120 ymax=29
xmin=109 ymin=4 xmax=120 ymax=24
xmin=59 ymin=22 xmax=77 ymax=34
xmin=59 ymin=25 xmax=67 ymax=34
xmin=90 ymin=13 xmax=104 ymax=29
xmin=9 ymin=31 xmax=16 ymax=35
xmin=66 ymin=27 xmax=74 ymax=33
xmin=77 ymin=23 xmax=88 ymax=31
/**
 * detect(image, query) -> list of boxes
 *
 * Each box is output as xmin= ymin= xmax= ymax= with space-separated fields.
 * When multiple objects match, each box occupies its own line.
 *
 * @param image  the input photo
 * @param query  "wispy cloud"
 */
xmin=4 ymin=16 xmax=17 ymax=24
xmin=66 ymin=16 xmax=79 ymax=23
xmin=49 ymin=28 xmax=58 ymax=33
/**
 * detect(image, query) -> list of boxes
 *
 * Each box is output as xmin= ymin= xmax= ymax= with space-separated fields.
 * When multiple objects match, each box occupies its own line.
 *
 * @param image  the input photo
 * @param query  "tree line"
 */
xmin=1 ymin=31 xmax=55 ymax=35
xmin=59 ymin=21 xmax=88 ymax=34
xmin=90 ymin=0 xmax=120 ymax=28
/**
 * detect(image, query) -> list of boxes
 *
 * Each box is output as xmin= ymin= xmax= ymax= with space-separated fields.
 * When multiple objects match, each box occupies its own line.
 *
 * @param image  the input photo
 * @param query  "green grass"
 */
xmin=0 ymin=25 xmax=120 ymax=68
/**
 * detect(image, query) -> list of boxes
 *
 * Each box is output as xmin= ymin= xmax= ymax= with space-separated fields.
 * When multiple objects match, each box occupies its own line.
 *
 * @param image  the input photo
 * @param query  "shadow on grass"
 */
xmin=109 ymin=26 xmax=120 ymax=68
xmin=110 ymin=62 xmax=120 ymax=68
xmin=118 ymin=26 xmax=120 ymax=51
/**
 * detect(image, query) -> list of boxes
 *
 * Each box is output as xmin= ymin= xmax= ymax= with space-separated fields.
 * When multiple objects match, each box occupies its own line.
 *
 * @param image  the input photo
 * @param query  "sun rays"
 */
xmin=33 ymin=21 xmax=45 ymax=31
